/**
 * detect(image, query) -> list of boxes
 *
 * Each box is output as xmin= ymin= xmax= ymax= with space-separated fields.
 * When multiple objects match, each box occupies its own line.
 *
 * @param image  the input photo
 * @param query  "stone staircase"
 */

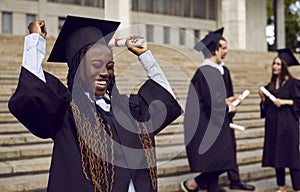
xmin=1 ymin=34 xmax=300 ymax=192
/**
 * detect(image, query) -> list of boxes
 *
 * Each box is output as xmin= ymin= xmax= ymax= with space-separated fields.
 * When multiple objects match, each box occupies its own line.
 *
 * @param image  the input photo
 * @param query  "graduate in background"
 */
xmin=259 ymin=48 xmax=300 ymax=192
xmin=181 ymin=30 xmax=236 ymax=192
xmin=8 ymin=15 xmax=181 ymax=192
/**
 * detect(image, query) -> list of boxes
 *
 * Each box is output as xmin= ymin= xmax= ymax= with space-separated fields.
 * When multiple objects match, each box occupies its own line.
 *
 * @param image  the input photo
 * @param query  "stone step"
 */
xmin=0 ymin=147 xmax=262 ymax=178
xmin=0 ymin=113 xmax=16 ymax=123
xmin=155 ymin=133 xmax=263 ymax=150
xmin=234 ymin=118 xmax=264 ymax=128
xmin=0 ymin=133 xmax=52 ymax=146
xmin=0 ymin=157 xmax=50 ymax=176
xmin=157 ymin=148 xmax=263 ymax=177
xmin=0 ymin=173 xmax=49 ymax=192
xmin=0 ymin=123 xmax=28 ymax=134
xmin=0 ymin=143 xmax=53 ymax=160
xmin=155 ymin=136 xmax=264 ymax=161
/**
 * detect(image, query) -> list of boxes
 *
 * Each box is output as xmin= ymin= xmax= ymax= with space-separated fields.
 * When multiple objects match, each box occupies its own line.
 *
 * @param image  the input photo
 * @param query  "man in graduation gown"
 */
xmin=8 ymin=15 xmax=181 ymax=192
xmin=180 ymin=30 xmax=236 ymax=192
xmin=216 ymin=28 xmax=255 ymax=191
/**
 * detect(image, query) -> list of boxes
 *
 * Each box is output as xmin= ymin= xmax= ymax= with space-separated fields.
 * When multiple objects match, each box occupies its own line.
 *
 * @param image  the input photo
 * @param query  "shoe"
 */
xmin=229 ymin=181 xmax=255 ymax=191
xmin=180 ymin=181 xmax=198 ymax=192
xmin=218 ymin=185 xmax=227 ymax=192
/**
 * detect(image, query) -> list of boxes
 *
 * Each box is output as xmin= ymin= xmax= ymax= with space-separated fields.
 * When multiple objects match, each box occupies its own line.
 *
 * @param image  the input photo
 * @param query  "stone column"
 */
xmin=105 ymin=0 xmax=130 ymax=37
xmin=274 ymin=0 xmax=285 ymax=49
xmin=170 ymin=27 xmax=179 ymax=46
xmin=222 ymin=0 xmax=246 ymax=50
xmin=185 ymin=28 xmax=195 ymax=48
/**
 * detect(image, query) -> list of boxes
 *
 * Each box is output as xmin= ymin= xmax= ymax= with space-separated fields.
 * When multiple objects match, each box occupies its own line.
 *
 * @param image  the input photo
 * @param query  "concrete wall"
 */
xmin=246 ymin=0 xmax=267 ymax=51
xmin=0 ymin=0 xmax=268 ymax=51
xmin=221 ymin=0 xmax=267 ymax=51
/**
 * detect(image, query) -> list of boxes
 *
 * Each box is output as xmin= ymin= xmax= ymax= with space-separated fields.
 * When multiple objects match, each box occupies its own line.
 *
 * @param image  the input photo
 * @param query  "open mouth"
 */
xmin=95 ymin=80 xmax=108 ymax=89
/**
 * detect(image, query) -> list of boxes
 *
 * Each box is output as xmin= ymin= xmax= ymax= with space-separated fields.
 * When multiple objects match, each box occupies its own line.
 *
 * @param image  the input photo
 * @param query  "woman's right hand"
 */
xmin=27 ymin=20 xmax=47 ymax=39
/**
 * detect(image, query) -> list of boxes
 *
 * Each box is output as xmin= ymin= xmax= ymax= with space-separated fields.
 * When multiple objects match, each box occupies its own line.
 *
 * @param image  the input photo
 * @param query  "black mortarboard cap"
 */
xmin=277 ymin=48 xmax=300 ymax=67
xmin=213 ymin=27 xmax=224 ymax=36
xmin=194 ymin=31 xmax=222 ymax=58
xmin=47 ymin=15 xmax=120 ymax=65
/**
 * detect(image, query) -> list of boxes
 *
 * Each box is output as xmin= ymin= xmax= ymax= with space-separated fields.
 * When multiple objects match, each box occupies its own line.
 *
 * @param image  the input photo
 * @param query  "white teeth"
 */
xmin=96 ymin=80 xmax=106 ymax=85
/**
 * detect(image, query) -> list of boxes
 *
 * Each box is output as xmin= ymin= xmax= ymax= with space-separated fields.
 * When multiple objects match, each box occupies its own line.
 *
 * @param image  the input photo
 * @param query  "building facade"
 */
xmin=0 ymin=0 xmax=267 ymax=51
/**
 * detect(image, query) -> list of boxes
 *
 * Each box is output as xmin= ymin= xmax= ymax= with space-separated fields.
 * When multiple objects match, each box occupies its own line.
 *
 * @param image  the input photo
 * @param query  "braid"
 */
xmin=137 ymin=122 xmax=157 ymax=190
xmin=69 ymin=44 xmax=115 ymax=192
xmin=69 ymin=43 xmax=157 ymax=191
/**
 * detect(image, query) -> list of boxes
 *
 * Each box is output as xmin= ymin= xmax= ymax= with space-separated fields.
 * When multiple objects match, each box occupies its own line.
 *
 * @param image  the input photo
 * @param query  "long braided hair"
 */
xmin=67 ymin=43 xmax=157 ymax=191
xmin=68 ymin=43 xmax=115 ymax=192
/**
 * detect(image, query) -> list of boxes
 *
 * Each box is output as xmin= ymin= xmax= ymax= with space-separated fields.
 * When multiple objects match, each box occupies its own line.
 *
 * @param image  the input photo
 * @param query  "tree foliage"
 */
xmin=267 ymin=0 xmax=300 ymax=52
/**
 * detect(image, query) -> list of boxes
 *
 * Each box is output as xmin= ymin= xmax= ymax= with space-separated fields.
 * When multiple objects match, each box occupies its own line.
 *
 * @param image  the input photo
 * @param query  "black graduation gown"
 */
xmin=260 ymin=78 xmax=300 ymax=169
xmin=183 ymin=65 xmax=235 ymax=173
xmin=223 ymin=66 xmax=235 ymax=124
xmin=8 ymin=67 xmax=182 ymax=192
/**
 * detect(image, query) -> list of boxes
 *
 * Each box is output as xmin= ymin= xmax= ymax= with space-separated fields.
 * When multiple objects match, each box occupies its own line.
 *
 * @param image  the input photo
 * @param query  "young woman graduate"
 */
xmin=259 ymin=48 xmax=300 ymax=192
xmin=8 ymin=15 xmax=181 ymax=192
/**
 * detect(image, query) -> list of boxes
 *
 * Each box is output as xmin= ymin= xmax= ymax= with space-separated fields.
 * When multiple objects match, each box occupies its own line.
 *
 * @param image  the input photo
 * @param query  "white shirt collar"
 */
xmin=201 ymin=59 xmax=224 ymax=75
xmin=84 ymin=92 xmax=111 ymax=112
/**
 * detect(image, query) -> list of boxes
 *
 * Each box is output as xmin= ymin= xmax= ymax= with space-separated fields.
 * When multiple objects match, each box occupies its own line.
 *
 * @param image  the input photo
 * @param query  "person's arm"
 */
xmin=22 ymin=33 xmax=46 ymax=82
xmin=138 ymin=50 xmax=176 ymax=98
xmin=22 ymin=20 xmax=47 ymax=82
xmin=126 ymin=37 xmax=176 ymax=98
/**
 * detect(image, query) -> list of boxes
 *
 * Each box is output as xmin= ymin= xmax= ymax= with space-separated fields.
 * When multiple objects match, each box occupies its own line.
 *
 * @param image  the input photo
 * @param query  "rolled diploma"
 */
xmin=108 ymin=38 xmax=146 ymax=47
xmin=230 ymin=123 xmax=245 ymax=131
xmin=232 ymin=90 xmax=250 ymax=107
xmin=260 ymin=87 xmax=277 ymax=102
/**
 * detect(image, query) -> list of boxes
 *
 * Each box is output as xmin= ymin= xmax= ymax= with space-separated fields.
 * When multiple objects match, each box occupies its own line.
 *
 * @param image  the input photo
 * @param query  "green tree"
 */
xmin=267 ymin=0 xmax=300 ymax=52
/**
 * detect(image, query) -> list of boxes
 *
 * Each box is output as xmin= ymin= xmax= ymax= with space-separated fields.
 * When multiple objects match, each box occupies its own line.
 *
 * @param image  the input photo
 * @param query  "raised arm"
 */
xmin=126 ymin=36 xmax=176 ymax=98
xmin=22 ymin=20 xmax=47 ymax=82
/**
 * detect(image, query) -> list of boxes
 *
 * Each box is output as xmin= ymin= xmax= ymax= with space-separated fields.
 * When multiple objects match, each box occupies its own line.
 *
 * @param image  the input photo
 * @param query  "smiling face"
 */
xmin=78 ymin=43 xmax=114 ymax=96
xmin=272 ymin=57 xmax=282 ymax=76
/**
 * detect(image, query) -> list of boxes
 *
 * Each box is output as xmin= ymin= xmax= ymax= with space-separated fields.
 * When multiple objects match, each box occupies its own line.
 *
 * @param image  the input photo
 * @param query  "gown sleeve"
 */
xmin=129 ymin=79 xmax=182 ymax=135
xmin=292 ymin=78 xmax=300 ymax=118
xmin=260 ymin=84 xmax=270 ymax=118
xmin=8 ymin=67 xmax=71 ymax=139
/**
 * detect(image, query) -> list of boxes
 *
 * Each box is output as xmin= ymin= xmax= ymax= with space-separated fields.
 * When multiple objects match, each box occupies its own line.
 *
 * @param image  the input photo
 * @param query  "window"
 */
xmin=193 ymin=0 xmax=206 ymax=19
xmin=146 ymin=25 xmax=154 ymax=42
xmin=163 ymin=26 xmax=170 ymax=44
xmin=173 ymin=0 xmax=182 ymax=16
xmin=140 ymin=0 xmax=153 ymax=12
xmin=156 ymin=0 xmax=171 ymax=15
xmin=179 ymin=28 xmax=185 ymax=45
xmin=132 ymin=0 xmax=139 ymax=11
xmin=184 ymin=0 xmax=191 ymax=17
xmin=131 ymin=0 xmax=217 ymax=20
xmin=208 ymin=0 xmax=217 ymax=20
xmin=2 ymin=12 xmax=12 ymax=34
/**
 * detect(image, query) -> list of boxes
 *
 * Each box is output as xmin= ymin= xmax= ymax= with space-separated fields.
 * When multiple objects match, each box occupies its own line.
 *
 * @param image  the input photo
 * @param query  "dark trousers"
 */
xmin=227 ymin=133 xmax=240 ymax=182
xmin=195 ymin=171 xmax=225 ymax=192
xmin=276 ymin=167 xmax=300 ymax=190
